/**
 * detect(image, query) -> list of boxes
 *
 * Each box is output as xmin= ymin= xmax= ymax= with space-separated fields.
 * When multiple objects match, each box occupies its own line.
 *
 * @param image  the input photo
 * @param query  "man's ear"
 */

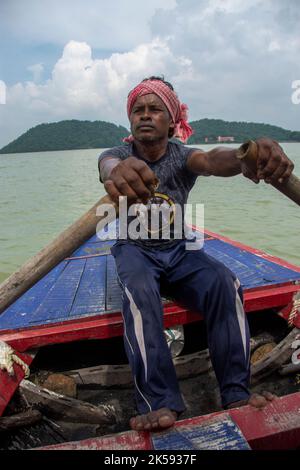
xmin=168 ymin=122 xmax=175 ymax=138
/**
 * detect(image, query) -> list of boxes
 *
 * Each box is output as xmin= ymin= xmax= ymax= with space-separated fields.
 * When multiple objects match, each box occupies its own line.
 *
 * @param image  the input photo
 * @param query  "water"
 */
xmin=1 ymin=143 xmax=300 ymax=283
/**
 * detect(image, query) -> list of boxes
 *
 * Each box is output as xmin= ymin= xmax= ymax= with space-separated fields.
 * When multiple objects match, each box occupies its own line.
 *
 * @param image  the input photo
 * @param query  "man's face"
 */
xmin=129 ymin=93 xmax=174 ymax=142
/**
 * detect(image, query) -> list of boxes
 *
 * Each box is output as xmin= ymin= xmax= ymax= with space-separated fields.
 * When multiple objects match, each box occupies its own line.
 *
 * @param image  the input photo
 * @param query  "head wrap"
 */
xmin=124 ymin=79 xmax=193 ymax=143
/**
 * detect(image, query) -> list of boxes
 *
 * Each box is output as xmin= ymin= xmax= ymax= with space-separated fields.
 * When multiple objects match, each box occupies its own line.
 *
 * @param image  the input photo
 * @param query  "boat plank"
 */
xmin=36 ymin=392 xmax=300 ymax=450
xmin=205 ymin=239 xmax=300 ymax=286
xmin=0 ymin=263 xmax=67 ymax=331
xmin=106 ymin=255 xmax=122 ymax=312
xmin=69 ymin=256 xmax=107 ymax=317
xmin=28 ymin=259 xmax=87 ymax=324
xmin=1 ymin=233 xmax=300 ymax=333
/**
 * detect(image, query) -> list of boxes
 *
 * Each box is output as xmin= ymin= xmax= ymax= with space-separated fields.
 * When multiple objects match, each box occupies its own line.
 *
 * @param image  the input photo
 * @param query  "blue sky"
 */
xmin=0 ymin=0 xmax=300 ymax=148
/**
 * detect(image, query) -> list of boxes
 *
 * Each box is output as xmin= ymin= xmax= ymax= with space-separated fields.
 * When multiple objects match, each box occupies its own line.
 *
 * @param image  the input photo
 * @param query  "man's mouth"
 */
xmin=138 ymin=125 xmax=155 ymax=130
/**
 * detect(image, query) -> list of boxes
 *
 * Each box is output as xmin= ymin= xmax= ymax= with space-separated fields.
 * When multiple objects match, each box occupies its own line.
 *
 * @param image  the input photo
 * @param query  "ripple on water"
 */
xmin=1 ymin=146 xmax=300 ymax=282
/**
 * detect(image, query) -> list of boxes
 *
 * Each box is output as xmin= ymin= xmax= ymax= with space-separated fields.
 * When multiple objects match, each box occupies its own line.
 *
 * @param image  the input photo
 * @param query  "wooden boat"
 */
xmin=0 ymin=223 xmax=300 ymax=450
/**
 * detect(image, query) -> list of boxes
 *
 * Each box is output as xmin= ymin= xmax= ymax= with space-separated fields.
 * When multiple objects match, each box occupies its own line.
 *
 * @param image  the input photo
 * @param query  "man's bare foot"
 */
xmin=130 ymin=407 xmax=178 ymax=431
xmin=226 ymin=391 xmax=277 ymax=410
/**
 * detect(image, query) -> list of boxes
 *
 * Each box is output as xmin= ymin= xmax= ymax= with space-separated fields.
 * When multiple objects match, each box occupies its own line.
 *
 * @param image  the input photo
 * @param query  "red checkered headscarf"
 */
xmin=124 ymin=79 xmax=193 ymax=143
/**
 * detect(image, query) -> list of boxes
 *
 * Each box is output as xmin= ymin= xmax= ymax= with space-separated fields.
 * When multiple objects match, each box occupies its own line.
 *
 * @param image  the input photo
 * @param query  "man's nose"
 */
xmin=140 ymin=108 xmax=151 ymax=120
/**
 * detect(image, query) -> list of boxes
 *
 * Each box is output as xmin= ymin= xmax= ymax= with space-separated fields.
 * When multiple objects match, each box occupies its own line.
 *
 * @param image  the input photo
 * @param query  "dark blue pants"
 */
xmin=111 ymin=240 xmax=250 ymax=414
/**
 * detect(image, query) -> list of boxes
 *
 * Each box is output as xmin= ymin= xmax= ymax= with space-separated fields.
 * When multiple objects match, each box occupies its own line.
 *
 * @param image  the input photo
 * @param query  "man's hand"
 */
xmin=103 ymin=156 xmax=159 ymax=205
xmin=241 ymin=138 xmax=294 ymax=184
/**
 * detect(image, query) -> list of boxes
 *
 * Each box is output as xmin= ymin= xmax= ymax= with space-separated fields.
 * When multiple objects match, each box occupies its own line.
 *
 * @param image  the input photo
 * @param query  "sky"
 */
xmin=0 ymin=0 xmax=300 ymax=148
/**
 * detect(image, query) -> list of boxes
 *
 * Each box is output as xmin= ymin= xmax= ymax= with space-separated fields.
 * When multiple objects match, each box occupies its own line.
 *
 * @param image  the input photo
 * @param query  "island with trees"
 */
xmin=1 ymin=118 xmax=299 ymax=154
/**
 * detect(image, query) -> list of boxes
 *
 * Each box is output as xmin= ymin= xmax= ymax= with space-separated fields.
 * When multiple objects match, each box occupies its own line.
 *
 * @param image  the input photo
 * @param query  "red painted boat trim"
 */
xmin=1 ymin=281 xmax=299 ymax=352
xmin=36 ymin=392 xmax=300 ymax=450
xmin=0 ymin=307 xmax=200 ymax=352
xmin=176 ymin=392 xmax=300 ymax=450
xmin=0 ymin=351 xmax=36 ymax=416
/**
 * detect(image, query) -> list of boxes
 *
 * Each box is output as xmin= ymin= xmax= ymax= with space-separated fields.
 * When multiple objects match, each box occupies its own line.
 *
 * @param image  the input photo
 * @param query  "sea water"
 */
xmin=0 ymin=143 xmax=299 ymax=283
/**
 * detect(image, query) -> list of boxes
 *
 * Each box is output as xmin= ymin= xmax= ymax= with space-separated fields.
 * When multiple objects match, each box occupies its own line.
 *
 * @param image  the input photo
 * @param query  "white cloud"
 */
xmin=0 ymin=38 xmax=193 ymax=147
xmin=1 ymin=0 xmax=300 ymax=148
xmin=149 ymin=0 xmax=300 ymax=128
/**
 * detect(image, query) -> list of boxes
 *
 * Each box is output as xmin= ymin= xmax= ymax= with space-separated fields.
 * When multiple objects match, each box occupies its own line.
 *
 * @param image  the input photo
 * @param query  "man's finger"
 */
xmin=104 ymin=180 xmax=123 ymax=204
xmin=138 ymin=165 xmax=159 ymax=188
xmin=265 ymin=161 xmax=289 ymax=183
xmin=277 ymin=164 xmax=294 ymax=183
xmin=258 ymin=151 xmax=282 ymax=180
xmin=113 ymin=176 xmax=140 ymax=202
xmin=124 ymin=169 xmax=152 ymax=202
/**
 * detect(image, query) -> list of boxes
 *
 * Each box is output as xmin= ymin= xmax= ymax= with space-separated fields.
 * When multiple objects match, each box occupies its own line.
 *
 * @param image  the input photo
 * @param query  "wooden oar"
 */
xmin=0 ymin=195 xmax=117 ymax=315
xmin=237 ymin=140 xmax=300 ymax=206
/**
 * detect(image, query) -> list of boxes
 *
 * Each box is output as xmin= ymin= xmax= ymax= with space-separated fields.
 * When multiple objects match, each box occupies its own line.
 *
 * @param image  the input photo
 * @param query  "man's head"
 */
xmin=124 ymin=76 xmax=193 ymax=144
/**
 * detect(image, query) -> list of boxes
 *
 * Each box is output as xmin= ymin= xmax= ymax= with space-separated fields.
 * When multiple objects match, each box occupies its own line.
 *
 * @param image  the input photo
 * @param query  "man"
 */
xmin=98 ymin=76 xmax=294 ymax=431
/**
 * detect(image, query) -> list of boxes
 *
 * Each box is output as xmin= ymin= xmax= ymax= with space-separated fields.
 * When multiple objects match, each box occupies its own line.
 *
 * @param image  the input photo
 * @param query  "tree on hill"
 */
xmin=1 ymin=118 xmax=299 ymax=154
xmin=0 ymin=120 xmax=130 ymax=154
xmin=188 ymin=118 xmax=300 ymax=144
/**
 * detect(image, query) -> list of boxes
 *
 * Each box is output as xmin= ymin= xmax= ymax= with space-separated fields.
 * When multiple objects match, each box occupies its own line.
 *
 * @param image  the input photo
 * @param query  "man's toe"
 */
xmin=262 ymin=391 xmax=276 ymax=401
xmin=248 ymin=393 xmax=268 ymax=408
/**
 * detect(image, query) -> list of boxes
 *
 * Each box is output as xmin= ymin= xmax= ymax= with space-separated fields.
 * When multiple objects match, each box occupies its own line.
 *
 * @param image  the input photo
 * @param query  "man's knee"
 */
xmin=209 ymin=263 xmax=237 ymax=291
xmin=121 ymin=270 xmax=160 ymax=300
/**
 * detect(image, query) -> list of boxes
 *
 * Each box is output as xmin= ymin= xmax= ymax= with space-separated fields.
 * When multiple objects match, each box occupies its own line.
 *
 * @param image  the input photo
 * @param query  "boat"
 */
xmin=0 ymin=222 xmax=300 ymax=450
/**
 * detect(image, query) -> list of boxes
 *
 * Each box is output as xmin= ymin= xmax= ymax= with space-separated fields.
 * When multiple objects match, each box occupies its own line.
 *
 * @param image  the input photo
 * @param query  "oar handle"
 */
xmin=237 ymin=140 xmax=300 ymax=206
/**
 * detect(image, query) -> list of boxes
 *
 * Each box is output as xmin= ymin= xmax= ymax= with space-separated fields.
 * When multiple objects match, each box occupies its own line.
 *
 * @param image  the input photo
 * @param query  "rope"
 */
xmin=288 ymin=297 xmax=300 ymax=326
xmin=0 ymin=341 xmax=30 ymax=378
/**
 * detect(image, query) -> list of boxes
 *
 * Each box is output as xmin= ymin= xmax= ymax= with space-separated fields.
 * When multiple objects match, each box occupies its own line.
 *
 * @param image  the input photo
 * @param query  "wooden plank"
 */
xmin=37 ymin=430 xmax=152 ymax=450
xmin=229 ymin=392 xmax=300 ymax=450
xmin=29 ymin=259 xmax=86 ymax=324
xmin=244 ymin=283 xmax=300 ymax=312
xmin=0 ymin=282 xmax=299 ymax=351
xmin=20 ymin=380 xmax=117 ymax=424
xmin=151 ymin=415 xmax=250 ymax=450
xmin=36 ymin=392 xmax=300 ymax=450
xmin=0 ymin=262 xmax=67 ymax=331
xmin=0 ymin=409 xmax=42 ymax=432
xmin=64 ymin=349 xmax=212 ymax=387
xmin=69 ymin=256 xmax=107 ymax=317
xmin=2 ymin=227 xmax=300 ymax=334
xmin=203 ymin=228 xmax=300 ymax=274
xmin=106 ymin=255 xmax=122 ymax=312
xmin=0 ymin=350 xmax=37 ymax=417
xmin=0 ymin=303 xmax=201 ymax=351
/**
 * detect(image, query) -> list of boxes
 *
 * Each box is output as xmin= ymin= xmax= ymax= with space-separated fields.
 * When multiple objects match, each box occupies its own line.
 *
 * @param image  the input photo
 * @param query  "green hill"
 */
xmin=0 ymin=120 xmax=130 ymax=154
xmin=188 ymin=118 xmax=300 ymax=144
xmin=1 ymin=118 xmax=299 ymax=154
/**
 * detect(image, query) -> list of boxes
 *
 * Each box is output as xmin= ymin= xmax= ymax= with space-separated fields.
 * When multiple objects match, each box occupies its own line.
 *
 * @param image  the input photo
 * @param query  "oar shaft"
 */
xmin=237 ymin=140 xmax=300 ymax=206
xmin=0 ymin=195 xmax=117 ymax=315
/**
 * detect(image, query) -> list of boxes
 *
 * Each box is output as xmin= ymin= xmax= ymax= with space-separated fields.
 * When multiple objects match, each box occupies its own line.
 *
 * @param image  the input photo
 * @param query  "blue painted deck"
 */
xmin=151 ymin=414 xmax=250 ymax=450
xmin=1 ymin=226 xmax=300 ymax=332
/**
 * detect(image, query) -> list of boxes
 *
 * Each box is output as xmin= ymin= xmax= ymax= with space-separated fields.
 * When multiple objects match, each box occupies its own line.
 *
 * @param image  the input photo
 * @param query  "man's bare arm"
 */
xmin=187 ymin=138 xmax=294 ymax=183
xmin=187 ymin=147 xmax=241 ymax=177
